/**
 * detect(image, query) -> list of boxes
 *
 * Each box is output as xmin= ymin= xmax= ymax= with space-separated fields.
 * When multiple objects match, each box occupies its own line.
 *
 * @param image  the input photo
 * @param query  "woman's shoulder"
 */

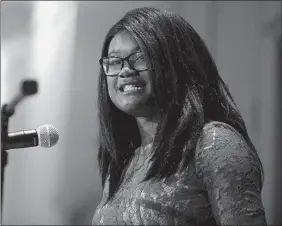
xmin=196 ymin=120 xmax=249 ymax=152
xmin=192 ymin=122 xmax=265 ymax=224
xmin=201 ymin=120 xmax=244 ymax=138
xmin=194 ymin=121 xmax=262 ymax=184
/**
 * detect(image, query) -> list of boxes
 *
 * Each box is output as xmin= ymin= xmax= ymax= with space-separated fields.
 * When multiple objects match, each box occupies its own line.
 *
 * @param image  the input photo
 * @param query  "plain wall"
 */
xmin=1 ymin=1 xmax=281 ymax=225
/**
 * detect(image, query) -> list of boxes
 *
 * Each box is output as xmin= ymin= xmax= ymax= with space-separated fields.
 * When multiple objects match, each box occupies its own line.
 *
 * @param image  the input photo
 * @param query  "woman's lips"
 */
xmin=118 ymin=81 xmax=146 ymax=92
xmin=122 ymin=84 xmax=145 ymax=92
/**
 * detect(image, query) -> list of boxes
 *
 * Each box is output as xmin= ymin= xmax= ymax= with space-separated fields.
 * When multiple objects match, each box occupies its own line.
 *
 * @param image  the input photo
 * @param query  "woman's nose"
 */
xmin=118 ymin=62 xmax=138 ymax=78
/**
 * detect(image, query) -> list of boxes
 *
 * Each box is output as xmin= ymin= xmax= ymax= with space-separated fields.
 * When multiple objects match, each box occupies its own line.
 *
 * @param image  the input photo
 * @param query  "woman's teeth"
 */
xmin=123 ymin=85 xmax=144 ymax=92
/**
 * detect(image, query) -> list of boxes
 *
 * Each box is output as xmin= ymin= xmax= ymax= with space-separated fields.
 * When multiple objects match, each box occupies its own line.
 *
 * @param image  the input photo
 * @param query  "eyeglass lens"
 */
xmin=102 ymin=52 xmax=147 ymax=76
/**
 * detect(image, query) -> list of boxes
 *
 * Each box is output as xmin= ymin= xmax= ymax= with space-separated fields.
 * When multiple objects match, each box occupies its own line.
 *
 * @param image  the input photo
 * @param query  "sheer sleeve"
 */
xmin=194 ymin=122 xmax=267 ymax=225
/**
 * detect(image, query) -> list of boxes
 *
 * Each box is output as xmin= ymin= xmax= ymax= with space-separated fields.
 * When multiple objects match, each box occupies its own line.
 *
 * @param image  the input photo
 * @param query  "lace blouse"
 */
xmin=92 ymin=121 xmax=266 ymax=225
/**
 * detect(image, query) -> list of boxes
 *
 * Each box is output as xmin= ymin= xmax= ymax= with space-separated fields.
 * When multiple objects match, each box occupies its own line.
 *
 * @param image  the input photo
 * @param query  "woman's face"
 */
xmin=106 ymin=30 xmax=154 ymax=117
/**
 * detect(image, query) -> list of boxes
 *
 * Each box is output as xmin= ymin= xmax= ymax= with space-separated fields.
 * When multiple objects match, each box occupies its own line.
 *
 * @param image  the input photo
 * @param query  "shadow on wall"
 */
xmin=1 ymin=1 xmax=32 ymax=40
xmin=69 ymin=201 xmax=98 ymax=225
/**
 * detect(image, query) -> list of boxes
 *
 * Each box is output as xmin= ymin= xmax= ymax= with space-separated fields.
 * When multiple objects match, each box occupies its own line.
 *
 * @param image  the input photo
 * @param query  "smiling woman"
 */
xmin=93 ymin=7 xmax=267 ymax=225
xmin=103 ymin=30 xmax=156 ymax=120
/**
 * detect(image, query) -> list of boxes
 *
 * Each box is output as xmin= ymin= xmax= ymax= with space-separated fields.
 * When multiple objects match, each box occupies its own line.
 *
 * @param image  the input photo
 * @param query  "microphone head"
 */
xmin=37 ymin=125 xmax=59 ymax=148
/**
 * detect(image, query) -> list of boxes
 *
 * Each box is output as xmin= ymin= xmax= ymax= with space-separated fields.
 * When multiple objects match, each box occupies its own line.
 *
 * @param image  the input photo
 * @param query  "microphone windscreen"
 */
xmin=37 ymin=125 xmax=59 ymax=148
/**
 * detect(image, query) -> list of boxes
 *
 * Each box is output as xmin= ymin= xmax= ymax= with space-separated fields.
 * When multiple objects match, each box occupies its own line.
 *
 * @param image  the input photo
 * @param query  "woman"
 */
xmin=93 ymin=7 xmax=266 ymax=225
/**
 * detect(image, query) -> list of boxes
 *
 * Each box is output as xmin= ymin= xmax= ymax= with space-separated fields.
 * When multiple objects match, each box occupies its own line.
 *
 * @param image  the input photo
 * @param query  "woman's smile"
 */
xmin=118 ymin=80 xmax=147 ymax=94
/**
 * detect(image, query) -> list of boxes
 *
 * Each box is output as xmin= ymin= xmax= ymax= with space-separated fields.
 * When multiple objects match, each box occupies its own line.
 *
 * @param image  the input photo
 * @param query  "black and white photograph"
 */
xmin=1 ymin=1 xmax=281 ymax=225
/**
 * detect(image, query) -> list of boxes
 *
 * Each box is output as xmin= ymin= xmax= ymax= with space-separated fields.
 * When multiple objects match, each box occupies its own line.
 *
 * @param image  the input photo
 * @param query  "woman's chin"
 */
xmin=117 ymin=100 xmax=152 ymax=117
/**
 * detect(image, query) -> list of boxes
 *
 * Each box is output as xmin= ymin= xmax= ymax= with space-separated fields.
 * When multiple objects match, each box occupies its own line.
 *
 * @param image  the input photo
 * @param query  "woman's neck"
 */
xmin=136 ymin=116 xmax=158 ymax=147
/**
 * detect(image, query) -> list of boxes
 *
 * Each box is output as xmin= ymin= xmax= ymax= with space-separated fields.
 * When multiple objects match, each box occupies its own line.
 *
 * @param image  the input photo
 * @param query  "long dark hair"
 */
xmin=97 ymin=7 xmax=263 ymax=203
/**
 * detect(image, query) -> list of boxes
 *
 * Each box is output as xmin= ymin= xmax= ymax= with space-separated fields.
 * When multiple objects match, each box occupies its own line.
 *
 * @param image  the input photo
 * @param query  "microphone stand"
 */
xmin=1 ymin=80 xmax=38 ymax=222
xmin=1 ymin=104 xmax=14 ymax=216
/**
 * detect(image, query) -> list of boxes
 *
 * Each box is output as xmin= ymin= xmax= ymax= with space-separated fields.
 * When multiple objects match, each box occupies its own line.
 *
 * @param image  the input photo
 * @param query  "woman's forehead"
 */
xmin=108 ymin=30 xmax=140 ymax=56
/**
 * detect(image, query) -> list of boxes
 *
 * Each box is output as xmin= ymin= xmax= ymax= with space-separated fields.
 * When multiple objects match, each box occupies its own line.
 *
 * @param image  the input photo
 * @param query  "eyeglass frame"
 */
xmin=99 ymin=51 xmax=148 ymax=77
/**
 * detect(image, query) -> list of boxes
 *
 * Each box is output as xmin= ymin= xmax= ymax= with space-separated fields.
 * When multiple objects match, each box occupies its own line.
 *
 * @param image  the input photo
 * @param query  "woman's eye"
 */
xmin=109 ymin=59 xmax=120 ymax=65
xmin=134 ymin=53 xmax=145 ymax=61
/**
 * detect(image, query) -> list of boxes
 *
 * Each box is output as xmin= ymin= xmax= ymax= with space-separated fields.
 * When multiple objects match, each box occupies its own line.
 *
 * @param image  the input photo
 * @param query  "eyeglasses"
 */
xmin=99 ymin=52 xmax=148 ymax=77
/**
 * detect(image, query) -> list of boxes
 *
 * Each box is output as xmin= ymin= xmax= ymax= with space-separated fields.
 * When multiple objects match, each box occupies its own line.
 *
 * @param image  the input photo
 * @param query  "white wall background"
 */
xmin=1 ymin=1 xmax=281 ymax=225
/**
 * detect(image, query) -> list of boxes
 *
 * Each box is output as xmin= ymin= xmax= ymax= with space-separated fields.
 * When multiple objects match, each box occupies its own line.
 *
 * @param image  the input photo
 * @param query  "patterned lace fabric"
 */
xmin=92 ymin=121 xmax=267 ymax=225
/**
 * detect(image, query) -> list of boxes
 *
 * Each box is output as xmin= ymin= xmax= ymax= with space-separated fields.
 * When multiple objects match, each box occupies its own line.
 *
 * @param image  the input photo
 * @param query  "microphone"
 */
xmin=5 ymin=125 xmax=59 ymax=150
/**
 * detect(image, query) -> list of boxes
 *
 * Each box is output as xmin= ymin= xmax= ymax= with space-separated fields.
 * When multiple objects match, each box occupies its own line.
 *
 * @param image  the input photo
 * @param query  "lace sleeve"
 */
xmin=194 ymin=122 xmax=267 ymax=225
